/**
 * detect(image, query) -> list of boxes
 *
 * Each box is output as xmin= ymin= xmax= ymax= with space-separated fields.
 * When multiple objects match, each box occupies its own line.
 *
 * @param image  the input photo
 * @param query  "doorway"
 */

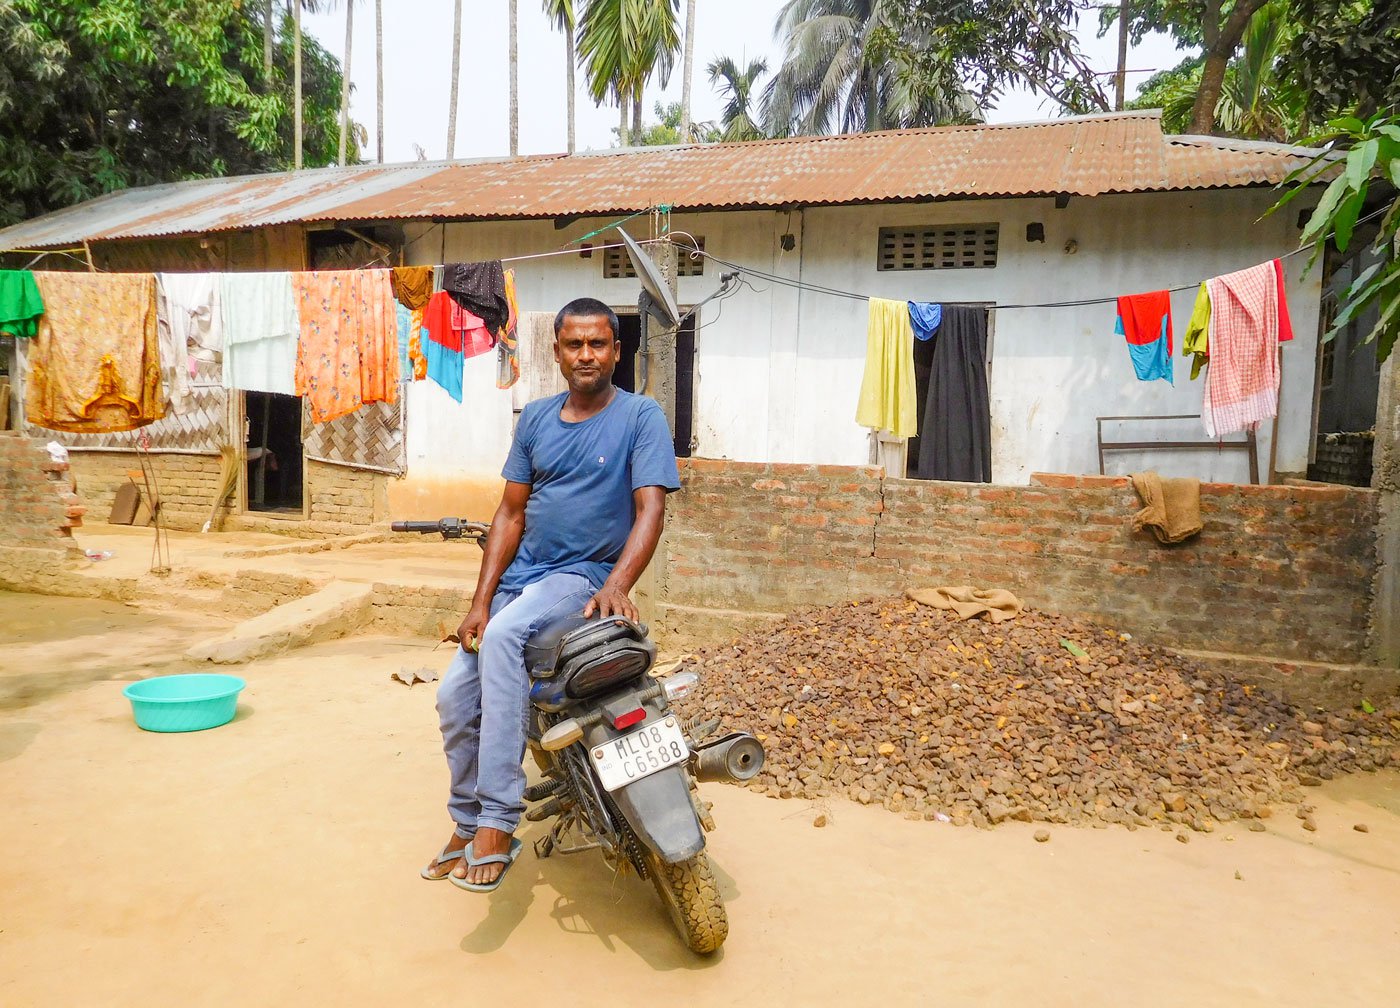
xmin=244 ymin=391 xmax=304 ymax=513
xmin=612 ymin=313 xmax=696 ymax=459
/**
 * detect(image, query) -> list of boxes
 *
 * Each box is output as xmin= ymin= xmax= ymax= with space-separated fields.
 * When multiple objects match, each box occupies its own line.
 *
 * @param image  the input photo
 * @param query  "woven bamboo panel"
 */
xmin=302 ymin=395 xmax=406 ymax=474
xmin=31 ymin=358 xmax=229 ymax=453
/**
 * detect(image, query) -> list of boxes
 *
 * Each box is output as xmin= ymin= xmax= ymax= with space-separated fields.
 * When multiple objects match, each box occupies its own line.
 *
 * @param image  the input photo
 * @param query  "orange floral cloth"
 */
xmin=25 ymin=272 xmax=163 ymax=433
xmin=496 ymin=268 xmax=521 ymax=390
xmin=292 ymin=269 xmax=399 ymax=424
xmin=408 ymin=306 xmax=428 ymax=380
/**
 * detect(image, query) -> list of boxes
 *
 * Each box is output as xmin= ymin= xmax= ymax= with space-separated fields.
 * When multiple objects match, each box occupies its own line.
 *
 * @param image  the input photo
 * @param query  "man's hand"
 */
xmin=454 ymin=602 xmax=491 ymax=652
xmin=583 ymin=585 xmax=637 ymax=622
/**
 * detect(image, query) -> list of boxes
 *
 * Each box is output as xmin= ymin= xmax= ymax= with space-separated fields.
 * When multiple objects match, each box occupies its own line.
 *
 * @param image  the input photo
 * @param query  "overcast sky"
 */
xmin=302 ymin=1 xmax=1186 ymax=164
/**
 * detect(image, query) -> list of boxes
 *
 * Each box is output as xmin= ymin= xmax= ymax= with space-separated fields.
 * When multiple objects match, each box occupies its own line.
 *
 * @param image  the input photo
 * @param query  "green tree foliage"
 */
xmin=762 ymin=0 xmax=986 ymax=138
xmin=0 ymin=0 xmax=350 ymax=228
xmin=1279 ymin=0 xmax=1400 ymax=124
xmin=873 ymin=1 xmax=1114 ymax=125
xmin=708 ymin=56 xmax=768 ymax=142
xmin=577 ymin=0 xmax=681 ymax=145
xmin=620 ymin=101 xmax=719 ymax=146
xmin=1132 ymin=1 xmax=1306 ymax=140
xmin=1274 ymin=111 xmax=1400 ymax=365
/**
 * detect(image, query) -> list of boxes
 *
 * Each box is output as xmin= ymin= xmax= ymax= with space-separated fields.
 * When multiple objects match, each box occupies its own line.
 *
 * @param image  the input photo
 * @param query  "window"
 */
xmin=604 ymin=237 xmax=705 ymax=278
xmin=877 ymin=224 xmax=999 ymax=271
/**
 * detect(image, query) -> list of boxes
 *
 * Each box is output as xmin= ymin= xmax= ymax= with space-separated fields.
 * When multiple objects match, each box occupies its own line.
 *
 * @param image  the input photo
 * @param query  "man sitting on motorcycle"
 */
xmin=423 ymin=297 xmax=681 ymax=892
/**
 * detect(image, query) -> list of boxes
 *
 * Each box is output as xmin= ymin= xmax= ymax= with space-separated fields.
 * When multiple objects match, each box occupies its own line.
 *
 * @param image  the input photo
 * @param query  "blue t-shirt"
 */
xmin=497 ymin=389 xmax=681 ymax=593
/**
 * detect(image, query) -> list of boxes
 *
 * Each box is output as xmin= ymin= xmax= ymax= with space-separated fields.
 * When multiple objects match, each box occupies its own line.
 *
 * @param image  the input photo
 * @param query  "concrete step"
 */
xmin=185 ymin=581 xmax=375 ymax=664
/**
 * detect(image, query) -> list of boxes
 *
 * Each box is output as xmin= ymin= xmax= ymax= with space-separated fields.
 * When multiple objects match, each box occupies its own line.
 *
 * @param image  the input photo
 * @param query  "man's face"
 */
xmin=554 ymin=314 xmax=621 ymax=395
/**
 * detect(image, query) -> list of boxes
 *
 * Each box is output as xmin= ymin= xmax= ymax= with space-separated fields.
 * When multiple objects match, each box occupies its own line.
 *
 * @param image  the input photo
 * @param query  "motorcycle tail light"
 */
xmin=660 ymin=671 xmax=699 ymax=702
xmin=564 ymin=650 xmax=650 ymax=699
xmin=612 ymin=708 xmax=646 ymax=730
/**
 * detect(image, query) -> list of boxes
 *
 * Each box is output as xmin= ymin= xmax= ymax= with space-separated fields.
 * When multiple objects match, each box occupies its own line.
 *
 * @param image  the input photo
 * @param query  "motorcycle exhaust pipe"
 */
xmin=692 ymin=732 xmax=766 ymax=784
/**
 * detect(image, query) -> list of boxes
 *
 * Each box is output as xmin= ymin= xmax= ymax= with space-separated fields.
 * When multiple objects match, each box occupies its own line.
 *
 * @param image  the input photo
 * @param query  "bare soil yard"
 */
xmin=2 ymin=591 xmax=1399 ymax=1007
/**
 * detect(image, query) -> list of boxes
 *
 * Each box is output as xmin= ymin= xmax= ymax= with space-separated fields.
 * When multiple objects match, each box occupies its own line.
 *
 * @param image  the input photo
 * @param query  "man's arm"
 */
xmin=456 ymin=480 xmax=530 ymax=647
xmin=583 ymin=485 xmax=667 ymax=622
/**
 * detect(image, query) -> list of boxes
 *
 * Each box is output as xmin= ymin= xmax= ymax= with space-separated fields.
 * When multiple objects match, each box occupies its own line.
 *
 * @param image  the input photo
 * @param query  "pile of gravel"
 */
xmin=678 ymin=597 xmax=1400 ymax=831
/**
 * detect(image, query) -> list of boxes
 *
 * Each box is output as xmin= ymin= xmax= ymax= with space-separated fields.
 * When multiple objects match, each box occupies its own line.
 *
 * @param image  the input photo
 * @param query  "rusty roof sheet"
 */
xmin=0 ymin=112 xmax=1322 ymax=251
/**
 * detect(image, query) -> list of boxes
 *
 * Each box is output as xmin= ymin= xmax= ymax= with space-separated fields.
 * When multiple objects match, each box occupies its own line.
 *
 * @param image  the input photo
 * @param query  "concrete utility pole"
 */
xmin=644 ymin=240 xmax=680 ymax=435
xmin=1371 ymin=349 xmax=1400 ymax=666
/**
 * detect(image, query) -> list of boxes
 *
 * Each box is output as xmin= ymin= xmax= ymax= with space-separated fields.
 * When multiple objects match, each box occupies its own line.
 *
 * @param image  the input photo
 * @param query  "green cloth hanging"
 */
xmin=0 ymin=270 xmax=45 ymax=338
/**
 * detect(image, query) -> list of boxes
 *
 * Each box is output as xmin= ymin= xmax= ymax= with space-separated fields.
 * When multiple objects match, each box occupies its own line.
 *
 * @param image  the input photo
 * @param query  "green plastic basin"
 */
xmin=122 ymin=674 xmax=246 ymax=733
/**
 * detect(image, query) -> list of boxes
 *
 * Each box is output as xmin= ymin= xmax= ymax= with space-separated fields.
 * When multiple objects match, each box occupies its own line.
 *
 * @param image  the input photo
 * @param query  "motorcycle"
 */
xmin=391 ymin=518 xmax=766 ymax=954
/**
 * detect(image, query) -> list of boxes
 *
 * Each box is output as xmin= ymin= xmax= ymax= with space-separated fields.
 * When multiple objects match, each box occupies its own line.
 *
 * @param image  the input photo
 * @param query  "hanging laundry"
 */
xmin=408 ymin=306 xmax=428 ymax=381
xmin=1183 ymin=259 xmax=1293 ymax=384
xmin=442 ymin=260 xmax=510 ymax=337
xmin=395 ymin=302 xmax=421 ymax=382
xmin=855 ymin=297 xmax=918 ymax=439
xmin=419 ymin=289 xmax=489 ymax=402
xmin=907 ymin=301 xmax=942 ymax=342
xmin=0 ymin=269 xmax=44 ymax=339
xmin=292 ymin=269 xmax=399 ymax=424
xmin=496 ymin=268 xmax=521 ymax=390
xmin=1201 ymin=261 xmax=1284 ymax=438
xmin=26 ymin=272 xmax=163 ymax=433
xmin=919 ymin=305 xmax=992 ymax=483
xmin=389 ymin=266 xmax=434 ymax=311
xmin=1182 ymin=283 xmax=1211 ymax=381
xmin=156 ymin=273 xmax=223 ymax=414
xmin=221 ymin=272 xmax=299 ymax=396
xmin=1115 ymin=290 xmax=1173 ymax=384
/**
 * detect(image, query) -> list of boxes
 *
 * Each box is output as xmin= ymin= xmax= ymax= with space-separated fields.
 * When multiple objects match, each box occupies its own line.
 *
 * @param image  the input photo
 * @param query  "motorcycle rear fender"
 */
xmin=581 ymin=707 xmax=705 ymax=865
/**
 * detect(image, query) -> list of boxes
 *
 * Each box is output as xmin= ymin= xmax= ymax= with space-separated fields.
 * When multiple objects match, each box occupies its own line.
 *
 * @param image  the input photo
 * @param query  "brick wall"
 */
xmin=0 ymin=433 xmax=83 ymax=547
xmin=659 ymin=460 xmax=1380 ymax=667
xmin=306 ymin=460 xmax=388 ymax=526
xmin=67 ymin=451 xmax=224 ymax=531
xmin=0 ymin=431 xmax=85 ymax=543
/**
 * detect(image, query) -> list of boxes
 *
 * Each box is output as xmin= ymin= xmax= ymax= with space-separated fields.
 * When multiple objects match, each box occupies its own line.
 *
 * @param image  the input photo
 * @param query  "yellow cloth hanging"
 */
xmin=1182 ymin=283 xmax=1211 ymax=381
xmin=855 ymin=297 xmax=918 ymax=438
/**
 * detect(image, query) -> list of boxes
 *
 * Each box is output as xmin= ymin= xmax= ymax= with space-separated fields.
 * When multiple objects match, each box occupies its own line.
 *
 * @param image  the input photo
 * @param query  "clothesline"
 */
xmin=675 ymin=204 xmax=1389 ymax=311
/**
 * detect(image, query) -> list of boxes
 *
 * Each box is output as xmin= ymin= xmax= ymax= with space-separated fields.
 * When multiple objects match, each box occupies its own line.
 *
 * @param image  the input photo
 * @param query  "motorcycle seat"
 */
xmin=524 ymin=610 xmax=649 ymax=679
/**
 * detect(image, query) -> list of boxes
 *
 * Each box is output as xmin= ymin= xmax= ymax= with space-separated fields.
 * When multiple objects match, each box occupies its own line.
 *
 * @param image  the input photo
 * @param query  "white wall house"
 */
xmin=0 ymin=111 xmax=1325 ymax=521
xmin=399 ymin=187 xmax=1317 ymax=501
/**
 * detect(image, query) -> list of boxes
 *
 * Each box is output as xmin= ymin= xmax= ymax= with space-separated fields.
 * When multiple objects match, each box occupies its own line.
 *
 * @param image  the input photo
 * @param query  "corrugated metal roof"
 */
xmin=0 ymin=112 xmax=1322 ymax=252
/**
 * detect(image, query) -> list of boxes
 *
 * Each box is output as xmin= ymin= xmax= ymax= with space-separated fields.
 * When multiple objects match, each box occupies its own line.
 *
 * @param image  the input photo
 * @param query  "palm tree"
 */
xmin=337 ymin=0 xmax=354 ymax=165
xmin=447 ymin=0 xmax=462 ymax=158
xmin=762 ymin=0 xmax=973 ymax=136
xmin=708 ymin=56 xmax=768 ymax=141
xmin=293 ymin=0 xmax=303 ymax=167
xmin=509 ymin=0 xmax=519 ymax=156
xmin=542 ymin=0 xmax=577 ymax=153
xmin=679 ymin=0 xmax=695 ymax=141
xmin=578 ymin=0 xmax=681 ymax=146
xmin=375 ymin=0 xmax=384 ymax=162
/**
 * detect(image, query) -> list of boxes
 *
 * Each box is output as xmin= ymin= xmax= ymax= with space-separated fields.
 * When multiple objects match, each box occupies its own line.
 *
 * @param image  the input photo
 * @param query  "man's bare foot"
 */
xmin=423 ymin=831 xmax=471 ymax=880
xmin=465 ymin=827 xmax=513 ymax=887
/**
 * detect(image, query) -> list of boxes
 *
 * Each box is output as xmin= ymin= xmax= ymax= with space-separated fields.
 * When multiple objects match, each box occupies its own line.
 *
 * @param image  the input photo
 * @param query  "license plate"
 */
xmin=589 ymin=716 xmax=689 ymax=792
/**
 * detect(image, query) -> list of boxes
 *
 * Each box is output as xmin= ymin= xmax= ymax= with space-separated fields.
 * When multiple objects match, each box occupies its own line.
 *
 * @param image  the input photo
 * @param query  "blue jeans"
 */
xmin=436 ymin=571 xmax=597 ymax=838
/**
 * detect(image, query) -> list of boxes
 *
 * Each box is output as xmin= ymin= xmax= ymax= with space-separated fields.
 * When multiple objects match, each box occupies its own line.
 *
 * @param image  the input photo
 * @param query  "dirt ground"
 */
xmin=3 ymin=592 xmax=1400 ymax=1007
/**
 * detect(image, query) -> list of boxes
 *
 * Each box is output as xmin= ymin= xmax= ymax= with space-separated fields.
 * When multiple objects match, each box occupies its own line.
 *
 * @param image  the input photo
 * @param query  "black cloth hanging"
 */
xmin=917 ymin=305 xmax=991 ymax=483
xmin=441 ymin=261 xmax=509 ymax=336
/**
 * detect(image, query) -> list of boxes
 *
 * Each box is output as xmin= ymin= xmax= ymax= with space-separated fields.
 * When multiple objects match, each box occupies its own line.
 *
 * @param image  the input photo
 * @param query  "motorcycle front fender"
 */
xmin=581 ymin=719 xmax=705 ymax=865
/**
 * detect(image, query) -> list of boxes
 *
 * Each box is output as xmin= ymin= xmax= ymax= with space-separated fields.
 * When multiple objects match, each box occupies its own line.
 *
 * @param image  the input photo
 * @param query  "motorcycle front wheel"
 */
xmin=644 ymin=849 xmax=729 ymax=955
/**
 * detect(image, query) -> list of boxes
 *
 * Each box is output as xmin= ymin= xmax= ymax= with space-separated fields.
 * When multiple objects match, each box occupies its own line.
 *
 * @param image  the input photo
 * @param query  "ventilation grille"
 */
xmin=604 ymin=237 xmax=705 ymax=278
xmin=877 ymin=224 xmax=999 ymax=271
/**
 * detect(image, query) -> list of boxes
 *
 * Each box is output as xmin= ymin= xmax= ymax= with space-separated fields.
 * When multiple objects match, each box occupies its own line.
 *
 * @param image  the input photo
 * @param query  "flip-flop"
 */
xmin=450 ymin=837 xmax=524 ymax=893
xmin=420 ymin=842 xmax=471 ymax=881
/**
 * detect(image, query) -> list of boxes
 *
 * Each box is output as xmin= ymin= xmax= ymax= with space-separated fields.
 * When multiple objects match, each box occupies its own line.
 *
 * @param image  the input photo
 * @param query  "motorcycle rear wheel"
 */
xmin=644 ymin=850 xmax=728 ymax=955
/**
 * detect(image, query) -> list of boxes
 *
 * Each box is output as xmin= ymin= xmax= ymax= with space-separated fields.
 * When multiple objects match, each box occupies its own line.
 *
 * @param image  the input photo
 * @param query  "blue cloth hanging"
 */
xmin=908 ymin=301 xmax=942 ymax=342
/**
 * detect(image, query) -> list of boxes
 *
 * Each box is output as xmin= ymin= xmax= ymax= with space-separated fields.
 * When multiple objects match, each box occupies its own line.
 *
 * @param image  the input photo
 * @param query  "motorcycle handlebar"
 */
xmin=390 ymin=521 xmax=444 ymax=534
